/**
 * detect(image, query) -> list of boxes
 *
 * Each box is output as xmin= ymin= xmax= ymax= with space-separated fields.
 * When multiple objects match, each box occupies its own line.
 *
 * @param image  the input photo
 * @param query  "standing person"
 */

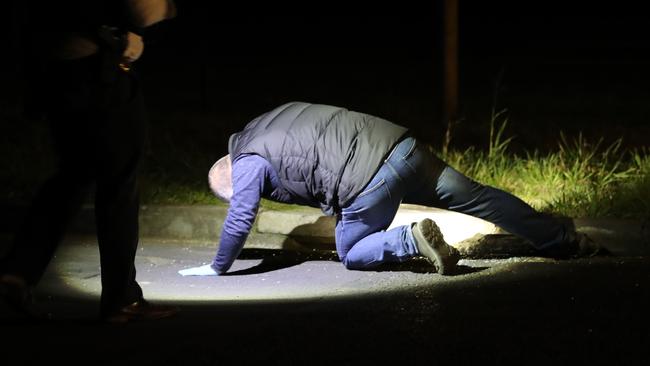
xmin=179 ymin=102 xmax=600 ymax=277
xmin=0 ymin=0 xmax=179 ymax=323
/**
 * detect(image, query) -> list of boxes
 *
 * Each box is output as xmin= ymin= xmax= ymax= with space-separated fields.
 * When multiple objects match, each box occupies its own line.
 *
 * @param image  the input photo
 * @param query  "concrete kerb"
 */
xmin=60 ymin=203 xmax=649 ymax=257
xmin=1 ymin=203 xmax=646 ymax=256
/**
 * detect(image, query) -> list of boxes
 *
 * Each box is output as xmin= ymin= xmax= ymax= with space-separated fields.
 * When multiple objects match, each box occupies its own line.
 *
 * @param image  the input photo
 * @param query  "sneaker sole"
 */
xmin=412 ymin=219 xmax=459 ymax=275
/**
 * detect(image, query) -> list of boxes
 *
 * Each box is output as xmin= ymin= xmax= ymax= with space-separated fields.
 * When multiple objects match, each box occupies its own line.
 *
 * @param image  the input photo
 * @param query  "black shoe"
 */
xmin=411 ymin=218 xmax=460 ymax=275
xmin=103 ymin=299 xmax=179 ymax=324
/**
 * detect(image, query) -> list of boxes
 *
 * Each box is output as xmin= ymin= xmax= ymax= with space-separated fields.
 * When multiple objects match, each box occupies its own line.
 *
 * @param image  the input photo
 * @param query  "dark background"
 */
xmin=134 ymin=1 xmax=650 ymax=151
xmin=0 ymin=6 xmax=649 ymax=363
xmin=1 ymin=1 xmax=649 ymax=202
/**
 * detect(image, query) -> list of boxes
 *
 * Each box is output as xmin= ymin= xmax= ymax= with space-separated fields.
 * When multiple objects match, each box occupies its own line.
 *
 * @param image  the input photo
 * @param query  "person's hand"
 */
xmin=122 ymin=32 xmax=144 ymax=64
xmin=178 ymin=264 xmax=219 ymax=276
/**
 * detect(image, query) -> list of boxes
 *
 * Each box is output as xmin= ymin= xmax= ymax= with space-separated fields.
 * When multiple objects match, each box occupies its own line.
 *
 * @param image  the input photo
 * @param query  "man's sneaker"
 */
xmin=411 ymin=218 xmax=460 ymax=274
xmin=572 ymin=232 xmax=601 ymax=258
xmin=544 ymin=231 xmax=603 ymax=258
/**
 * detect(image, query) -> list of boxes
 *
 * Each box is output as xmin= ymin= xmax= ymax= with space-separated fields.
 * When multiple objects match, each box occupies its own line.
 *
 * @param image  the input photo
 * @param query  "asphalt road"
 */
xmin=2 ymin=236 xmax=650 ymax=365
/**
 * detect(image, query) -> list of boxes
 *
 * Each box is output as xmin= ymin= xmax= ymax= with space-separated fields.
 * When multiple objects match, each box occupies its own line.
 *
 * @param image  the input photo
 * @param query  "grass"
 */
xmin=138 ymin=107 xmax=650 ymax=219
xmin=440 ymin=109 xmax=650 ymax=219
xmin=1 ymin=104 xmax=648 ymax=219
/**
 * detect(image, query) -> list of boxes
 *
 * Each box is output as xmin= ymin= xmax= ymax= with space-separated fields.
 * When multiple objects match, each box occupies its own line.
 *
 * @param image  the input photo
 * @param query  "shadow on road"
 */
xmin=228 ymin=249 xmax=489 ymax=276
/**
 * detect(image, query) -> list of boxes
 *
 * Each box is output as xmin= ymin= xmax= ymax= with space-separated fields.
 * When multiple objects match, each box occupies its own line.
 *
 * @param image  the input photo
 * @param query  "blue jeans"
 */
xmin=336 ymin=137 xmax=571 ymax=269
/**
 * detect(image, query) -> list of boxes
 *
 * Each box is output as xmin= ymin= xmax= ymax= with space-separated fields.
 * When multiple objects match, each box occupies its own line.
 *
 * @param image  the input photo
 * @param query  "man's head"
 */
xmin=208 ymin=154 xmax=233 ymax=202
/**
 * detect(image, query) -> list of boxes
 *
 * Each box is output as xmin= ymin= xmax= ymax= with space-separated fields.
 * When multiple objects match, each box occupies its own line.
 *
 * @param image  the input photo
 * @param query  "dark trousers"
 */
xmin=2 ymin=54 xmax=146 ymax=315
xmin=337 ymin=137 xmax=571 ymax=269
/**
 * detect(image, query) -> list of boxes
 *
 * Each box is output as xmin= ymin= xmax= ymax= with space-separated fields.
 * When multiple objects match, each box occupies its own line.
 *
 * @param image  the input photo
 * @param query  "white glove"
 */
xmin=178 ymin=264 xmax=219 ymax=276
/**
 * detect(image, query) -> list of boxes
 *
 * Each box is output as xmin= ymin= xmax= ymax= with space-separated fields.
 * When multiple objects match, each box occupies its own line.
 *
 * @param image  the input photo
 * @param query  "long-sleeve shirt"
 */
xmin=211 ymin=154 xmax=289 ymax=273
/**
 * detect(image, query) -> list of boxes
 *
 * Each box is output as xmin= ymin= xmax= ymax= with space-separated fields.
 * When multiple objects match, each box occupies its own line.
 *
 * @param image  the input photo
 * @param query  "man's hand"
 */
xmin=122 ymin=32 xmax=144 ymax=64
xmin=178 ymin=264 xmax=219 ymax=276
